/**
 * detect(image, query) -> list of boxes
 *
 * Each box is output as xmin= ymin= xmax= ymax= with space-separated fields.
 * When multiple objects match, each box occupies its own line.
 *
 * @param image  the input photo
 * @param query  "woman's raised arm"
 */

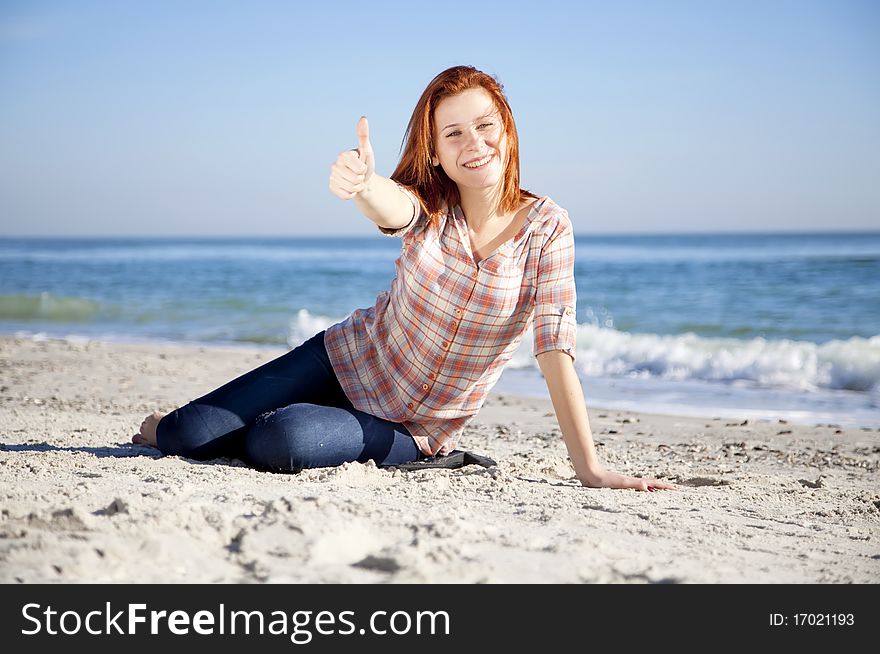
xmin=328 ymin=116 xmax=415 ymax=231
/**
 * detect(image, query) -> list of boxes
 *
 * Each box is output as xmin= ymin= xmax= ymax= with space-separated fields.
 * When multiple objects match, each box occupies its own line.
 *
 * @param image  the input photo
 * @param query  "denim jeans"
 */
xmin=155 ymin=330 xmax=422 ymax=472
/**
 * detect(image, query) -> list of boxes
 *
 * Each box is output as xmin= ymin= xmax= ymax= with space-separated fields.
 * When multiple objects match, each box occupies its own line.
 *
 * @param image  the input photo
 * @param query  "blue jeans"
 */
xmin=156 ymin=330 xmax=422 ymax=472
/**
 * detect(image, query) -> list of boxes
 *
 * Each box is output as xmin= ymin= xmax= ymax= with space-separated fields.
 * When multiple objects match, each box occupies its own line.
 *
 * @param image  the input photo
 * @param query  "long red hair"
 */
xmin=390 ymin=65 xmax=539 ymax=232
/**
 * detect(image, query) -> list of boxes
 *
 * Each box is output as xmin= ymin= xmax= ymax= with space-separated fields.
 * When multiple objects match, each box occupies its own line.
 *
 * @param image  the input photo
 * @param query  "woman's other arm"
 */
xmin=328 ymin=116 xmax=415 ymax=231
xmin=536 ymin=350 xmax=676 ymax=491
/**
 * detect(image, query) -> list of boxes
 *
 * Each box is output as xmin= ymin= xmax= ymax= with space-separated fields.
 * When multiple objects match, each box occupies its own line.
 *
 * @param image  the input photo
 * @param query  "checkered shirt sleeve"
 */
xmin=532 ymin=216 xmax=577 ymax=362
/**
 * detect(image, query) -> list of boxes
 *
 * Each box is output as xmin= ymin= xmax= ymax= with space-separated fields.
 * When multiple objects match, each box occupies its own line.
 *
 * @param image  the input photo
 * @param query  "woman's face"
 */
xmin=432 ymin=87 xmax=507 ymax=193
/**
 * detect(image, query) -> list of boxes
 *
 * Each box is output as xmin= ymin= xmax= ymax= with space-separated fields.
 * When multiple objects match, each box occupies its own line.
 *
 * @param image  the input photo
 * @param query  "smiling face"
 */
xmin=431 ymin=87 xmax=507 ymax=193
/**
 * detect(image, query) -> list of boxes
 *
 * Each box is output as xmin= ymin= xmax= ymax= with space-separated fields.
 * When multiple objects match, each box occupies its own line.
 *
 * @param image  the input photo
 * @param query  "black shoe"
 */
xmin=386 ymin=449 xmax=497 ymax=471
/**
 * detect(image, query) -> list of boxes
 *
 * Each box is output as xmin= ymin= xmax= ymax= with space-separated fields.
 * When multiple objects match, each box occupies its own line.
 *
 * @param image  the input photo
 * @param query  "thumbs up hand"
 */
xmin=329 ymin=116 xmax=376 ymax=200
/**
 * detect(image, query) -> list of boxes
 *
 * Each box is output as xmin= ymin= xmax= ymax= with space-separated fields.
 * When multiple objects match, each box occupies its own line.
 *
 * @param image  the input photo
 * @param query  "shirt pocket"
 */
xmin=397 ymin=237 xmax=445 ymax=315
xmin=478 ymin=261 xmax=529 ymax=325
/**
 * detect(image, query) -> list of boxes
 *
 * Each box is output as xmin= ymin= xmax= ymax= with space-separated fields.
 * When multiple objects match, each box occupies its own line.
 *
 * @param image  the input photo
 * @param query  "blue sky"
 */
xmin=1 ymin=0 xmax=878 ymax=236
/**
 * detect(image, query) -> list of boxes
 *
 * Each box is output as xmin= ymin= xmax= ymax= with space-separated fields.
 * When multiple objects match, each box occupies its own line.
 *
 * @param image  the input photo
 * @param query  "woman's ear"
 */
xmin=431 ymin=155 xmax=440 ymax=166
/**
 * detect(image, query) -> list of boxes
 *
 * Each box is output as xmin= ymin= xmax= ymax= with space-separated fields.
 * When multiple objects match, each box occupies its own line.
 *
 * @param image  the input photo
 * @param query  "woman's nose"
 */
xmin=464 ymin=128 xmax=484 ymax=147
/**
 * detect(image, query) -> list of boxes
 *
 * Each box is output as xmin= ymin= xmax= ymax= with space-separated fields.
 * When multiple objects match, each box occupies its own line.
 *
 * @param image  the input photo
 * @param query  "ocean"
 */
xmin=1 ymin=232 xmax=878 ymax=429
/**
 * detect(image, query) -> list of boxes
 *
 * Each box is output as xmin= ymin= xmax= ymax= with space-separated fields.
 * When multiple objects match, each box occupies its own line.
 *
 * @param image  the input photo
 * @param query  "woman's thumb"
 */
xmin=356 ymin=116 xmax=372 ymax=160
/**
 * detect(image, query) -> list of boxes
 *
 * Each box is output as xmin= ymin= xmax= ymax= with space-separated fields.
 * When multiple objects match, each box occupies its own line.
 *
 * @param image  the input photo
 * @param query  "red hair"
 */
xmin=390 ymin=65 xmax=539 ymax=232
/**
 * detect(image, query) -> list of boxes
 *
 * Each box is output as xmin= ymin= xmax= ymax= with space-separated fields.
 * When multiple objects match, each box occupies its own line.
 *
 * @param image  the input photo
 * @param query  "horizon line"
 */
xmin=2 ymin=228 xmax=880 ymax=240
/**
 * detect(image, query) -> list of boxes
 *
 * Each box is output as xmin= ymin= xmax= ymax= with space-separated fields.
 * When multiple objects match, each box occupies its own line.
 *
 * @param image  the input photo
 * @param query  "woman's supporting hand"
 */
xmin=579 ymin=467 xmax=677 ymax=492
xmin=329 ymin=116 xmax=376 ymax=200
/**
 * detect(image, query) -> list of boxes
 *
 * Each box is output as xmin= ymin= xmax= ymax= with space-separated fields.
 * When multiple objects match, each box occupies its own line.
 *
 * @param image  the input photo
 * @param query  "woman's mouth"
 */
xmin=462 ymin=153 xmax=494 ymax=170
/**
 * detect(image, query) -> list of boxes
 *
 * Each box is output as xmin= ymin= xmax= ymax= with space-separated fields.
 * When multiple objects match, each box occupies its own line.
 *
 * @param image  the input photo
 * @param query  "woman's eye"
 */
xmin=446 ymin=123 xmax=493 ymax=138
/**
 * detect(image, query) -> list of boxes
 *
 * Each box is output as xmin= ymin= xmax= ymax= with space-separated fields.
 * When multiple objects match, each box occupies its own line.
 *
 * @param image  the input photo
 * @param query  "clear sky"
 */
xmin=1 ymin=0 xmax=878 ymax=236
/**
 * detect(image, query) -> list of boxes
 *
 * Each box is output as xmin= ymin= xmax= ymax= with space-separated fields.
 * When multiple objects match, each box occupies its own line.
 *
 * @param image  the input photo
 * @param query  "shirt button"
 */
xmin=422 ymin=383 xmax=429 ymax=391
xmin=407 ymin=402 xmax=415 ymax=410
xmin=565 ymin=307 xmax=574 ymax=315
xmin=429 ymin=372 xmax=437 ymax=380
xmin=454 ymin=308 xmax=462 ymax=316
xmin=441 ymin=341 xmax=449 ymax=350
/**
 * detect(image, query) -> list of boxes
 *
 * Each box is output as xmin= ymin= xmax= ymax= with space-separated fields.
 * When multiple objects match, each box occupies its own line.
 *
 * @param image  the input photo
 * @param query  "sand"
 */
xmin=0 ymin=335 xmax=877 ymax=583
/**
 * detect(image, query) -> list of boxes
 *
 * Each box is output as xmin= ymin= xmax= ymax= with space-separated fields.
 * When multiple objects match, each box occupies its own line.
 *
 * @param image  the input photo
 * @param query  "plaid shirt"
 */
xmin=324 ymin=184 xmax=577 ymax=456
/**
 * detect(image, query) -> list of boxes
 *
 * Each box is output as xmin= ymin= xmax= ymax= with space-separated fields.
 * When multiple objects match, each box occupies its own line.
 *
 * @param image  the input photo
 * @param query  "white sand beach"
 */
xmin=1 ymin=335 xmax=877 ymax=583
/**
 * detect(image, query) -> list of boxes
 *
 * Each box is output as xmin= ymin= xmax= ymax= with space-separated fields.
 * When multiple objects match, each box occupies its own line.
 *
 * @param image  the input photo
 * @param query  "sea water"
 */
xmin=1 ymin=232 xmax=878 ymax=428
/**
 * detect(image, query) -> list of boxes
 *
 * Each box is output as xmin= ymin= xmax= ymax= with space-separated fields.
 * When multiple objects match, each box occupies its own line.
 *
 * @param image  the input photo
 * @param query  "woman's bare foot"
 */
xmin=133 ymin=410 xmax=166 ymax=448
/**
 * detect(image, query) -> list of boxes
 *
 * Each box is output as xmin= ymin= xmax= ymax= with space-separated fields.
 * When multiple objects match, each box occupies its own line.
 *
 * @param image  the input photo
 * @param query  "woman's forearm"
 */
xmin=354 ymin=174 xmax=415 ymax=231
xmin=537 ymin=350 xmax=604 ymax=483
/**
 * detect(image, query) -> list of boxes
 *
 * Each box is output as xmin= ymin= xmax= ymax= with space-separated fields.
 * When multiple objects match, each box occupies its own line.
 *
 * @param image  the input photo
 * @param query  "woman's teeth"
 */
xmin=463 ymin=154 xmax=493 ymax=169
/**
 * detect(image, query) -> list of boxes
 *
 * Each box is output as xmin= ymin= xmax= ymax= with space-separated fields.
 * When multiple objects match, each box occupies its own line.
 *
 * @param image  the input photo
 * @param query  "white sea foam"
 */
xmin=567 ymin=324 xmax=879 ymax=394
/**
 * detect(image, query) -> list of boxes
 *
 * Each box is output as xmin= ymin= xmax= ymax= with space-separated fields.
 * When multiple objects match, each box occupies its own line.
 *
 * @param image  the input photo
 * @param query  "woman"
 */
xmin=134 ymin=65 xmax=674 ymax=492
